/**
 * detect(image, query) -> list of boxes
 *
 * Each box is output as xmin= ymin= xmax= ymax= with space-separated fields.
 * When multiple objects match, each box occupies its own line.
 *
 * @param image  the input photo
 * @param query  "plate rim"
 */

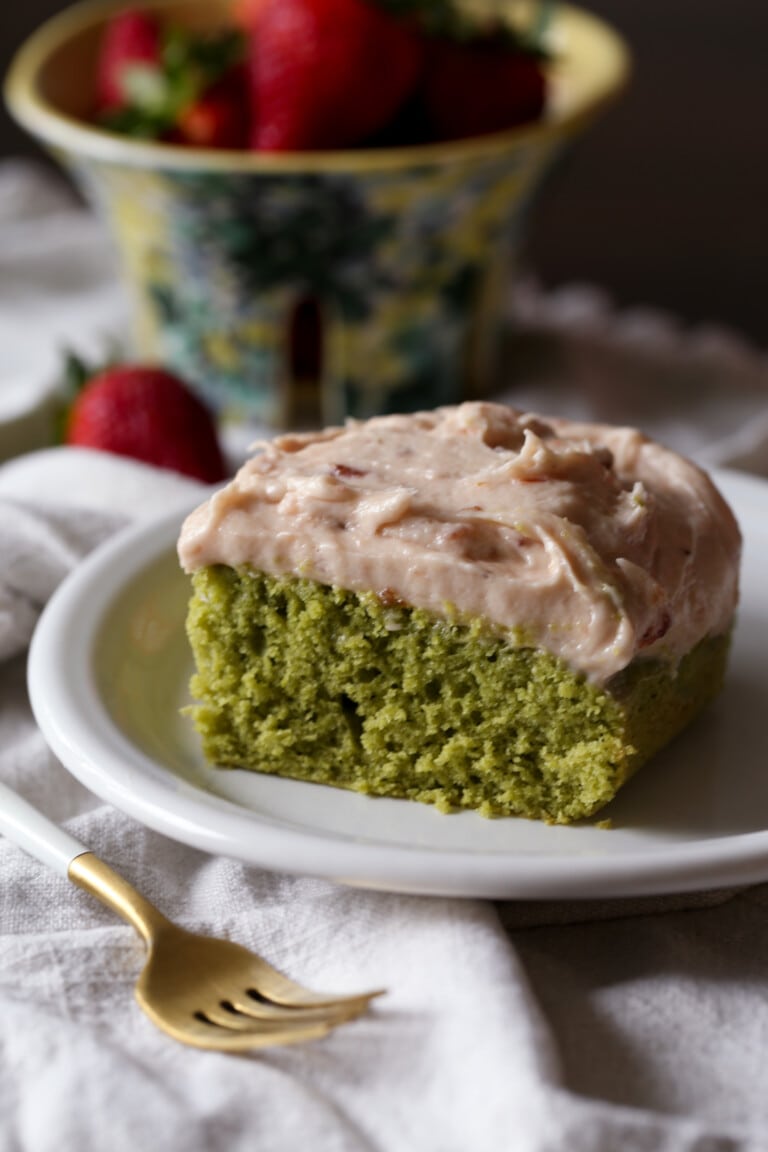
xmin=27 ymin=466 xmax=768 ymax=899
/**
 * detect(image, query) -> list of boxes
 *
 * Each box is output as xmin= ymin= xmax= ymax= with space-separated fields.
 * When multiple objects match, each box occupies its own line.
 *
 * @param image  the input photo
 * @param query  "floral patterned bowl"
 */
xmin=6 ymin=0 xmax=629 ymax=430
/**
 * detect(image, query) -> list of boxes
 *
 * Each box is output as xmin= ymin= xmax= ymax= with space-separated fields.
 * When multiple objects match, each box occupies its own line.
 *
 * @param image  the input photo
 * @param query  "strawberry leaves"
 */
xmin=94 ymin=1 xmax=550 ymax=149
xmin=97 ymin=19 xmax=247 ymax=143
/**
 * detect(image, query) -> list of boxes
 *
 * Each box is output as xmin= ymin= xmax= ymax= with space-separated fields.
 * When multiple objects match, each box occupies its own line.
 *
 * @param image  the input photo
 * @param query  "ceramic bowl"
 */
xmin=5 ymin=0 xmax=629 ymax=430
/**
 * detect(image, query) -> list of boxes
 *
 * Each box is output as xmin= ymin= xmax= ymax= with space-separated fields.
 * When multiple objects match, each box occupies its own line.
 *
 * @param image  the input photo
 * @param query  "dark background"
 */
xmin=2 ymin=0 xmax=767 ymax=347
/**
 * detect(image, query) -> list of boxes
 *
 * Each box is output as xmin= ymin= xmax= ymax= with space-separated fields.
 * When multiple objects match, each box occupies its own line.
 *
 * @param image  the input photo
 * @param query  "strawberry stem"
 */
xmin=373 ymin=0 xmax=554 ymax=50
xmin=523 ymin=0 xmax=555 ymax=54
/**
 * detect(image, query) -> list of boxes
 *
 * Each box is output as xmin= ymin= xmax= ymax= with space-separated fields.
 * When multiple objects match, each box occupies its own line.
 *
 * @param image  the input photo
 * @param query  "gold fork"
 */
xmin=0 ymin=781 xmax=383 ymax=1051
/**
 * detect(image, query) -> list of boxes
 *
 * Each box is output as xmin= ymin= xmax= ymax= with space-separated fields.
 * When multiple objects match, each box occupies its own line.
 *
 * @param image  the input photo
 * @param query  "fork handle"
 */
xmin=0 ymin=778 xmax=87 ymax=875
xmin=0 ymin=780 xmax=169 ymax=942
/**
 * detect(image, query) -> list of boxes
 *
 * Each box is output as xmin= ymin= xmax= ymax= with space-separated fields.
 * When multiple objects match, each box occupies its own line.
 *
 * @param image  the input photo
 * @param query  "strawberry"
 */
xmin=422 ymin=35 xmax=546 ymax=141
xmin=65 ymin=365 xmax=227 ymax=484
xmin=176 ymin=68 xmax=250 ymax=148
xmin=249 ymin=0 xmax=425 ymax=151
xmin=96 ymin=10 xmax=162 ymax=111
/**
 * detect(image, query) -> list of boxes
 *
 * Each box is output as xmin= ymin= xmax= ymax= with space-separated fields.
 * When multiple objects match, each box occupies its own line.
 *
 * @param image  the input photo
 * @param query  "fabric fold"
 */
xmin=0 ymin=446 xmax=203 ymax=660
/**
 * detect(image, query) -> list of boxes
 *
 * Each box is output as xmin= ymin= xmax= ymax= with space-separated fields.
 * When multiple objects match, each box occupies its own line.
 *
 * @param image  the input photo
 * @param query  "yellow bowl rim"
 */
xmin=4 ymin=0 xmax=632 ymax=174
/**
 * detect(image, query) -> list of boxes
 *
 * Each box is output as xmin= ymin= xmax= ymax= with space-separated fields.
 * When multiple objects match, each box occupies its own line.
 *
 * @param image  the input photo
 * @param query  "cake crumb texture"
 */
xmin=186 ymin=565 xmax=730 ymax=823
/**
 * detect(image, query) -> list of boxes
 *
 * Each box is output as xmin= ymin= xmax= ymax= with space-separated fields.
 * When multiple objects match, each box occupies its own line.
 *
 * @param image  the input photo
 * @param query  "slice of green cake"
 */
xmin=178 ymin=402 xmax=741 ymax=823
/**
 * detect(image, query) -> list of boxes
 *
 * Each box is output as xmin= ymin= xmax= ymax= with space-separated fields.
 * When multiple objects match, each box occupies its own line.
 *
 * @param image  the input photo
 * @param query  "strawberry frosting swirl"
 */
xmin=178 ymin=402 xmax=741 ymax=683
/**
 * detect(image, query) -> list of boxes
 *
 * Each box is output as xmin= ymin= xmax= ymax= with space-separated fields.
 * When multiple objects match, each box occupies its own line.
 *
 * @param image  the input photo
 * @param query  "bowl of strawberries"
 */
xmin=5 ymin=0 xmax=629 ymax=431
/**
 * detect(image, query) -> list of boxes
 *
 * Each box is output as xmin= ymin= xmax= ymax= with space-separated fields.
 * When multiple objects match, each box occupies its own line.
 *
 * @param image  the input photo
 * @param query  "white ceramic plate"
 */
xmin=28 ymin=469 xmax=768 ymax=900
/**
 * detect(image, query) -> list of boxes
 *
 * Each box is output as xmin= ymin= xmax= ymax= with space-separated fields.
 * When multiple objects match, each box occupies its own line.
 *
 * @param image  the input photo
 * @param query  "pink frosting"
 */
xmin=178 ymin=402 xmax=741 ymax=683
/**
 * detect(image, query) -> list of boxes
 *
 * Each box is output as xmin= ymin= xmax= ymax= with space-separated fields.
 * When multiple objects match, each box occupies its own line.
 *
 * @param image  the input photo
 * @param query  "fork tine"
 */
xmin=265 ymin=986 xmax=386 ymax=1009
xmin=200 ymin=1000 xmax=362 ymax=1033
xmin=242 ymin=954 xmax=386 ymax=1009
xmin=224 ymin=990 xmax=371 ymax=1024
xmin=170 ymin=1015 xmax=335 ymax=1051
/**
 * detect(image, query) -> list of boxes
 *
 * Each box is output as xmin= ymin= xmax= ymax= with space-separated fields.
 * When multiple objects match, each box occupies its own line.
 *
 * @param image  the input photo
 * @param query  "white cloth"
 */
xmin=2 ymin=159 xmax=768 ymax=1152
xmin=0 ymin=161 xmax=129 ymax=462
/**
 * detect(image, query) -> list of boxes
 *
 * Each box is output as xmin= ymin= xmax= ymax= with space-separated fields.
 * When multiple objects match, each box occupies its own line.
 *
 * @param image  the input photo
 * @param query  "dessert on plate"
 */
xmin=177 ymin=401 xmax=741 ymax=823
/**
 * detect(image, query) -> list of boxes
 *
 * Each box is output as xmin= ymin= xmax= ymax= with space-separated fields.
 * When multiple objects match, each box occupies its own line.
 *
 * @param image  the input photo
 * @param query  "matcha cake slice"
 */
xmin=178 ymin=402 xmax=741 ymax=823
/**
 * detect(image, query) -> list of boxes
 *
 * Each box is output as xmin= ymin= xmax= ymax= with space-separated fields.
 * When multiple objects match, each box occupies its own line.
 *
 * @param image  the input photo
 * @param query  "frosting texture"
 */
xmin=178 ymin=402 xmax=741 ymax=682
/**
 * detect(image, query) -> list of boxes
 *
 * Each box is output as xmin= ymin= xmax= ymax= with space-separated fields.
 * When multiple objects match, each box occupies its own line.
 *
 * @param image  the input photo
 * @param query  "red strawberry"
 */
xmin=422 ymin=36 xmax=546 ymax=142
xmin=176 ymin=69 xmax=250 ymax=149
xmin=66 ymin=366 xmax=227 ymax=484
xmin=96 ymin=10 xmax=162 ymax=111
xmin=249 ymin=0 xmax=425 ymax=151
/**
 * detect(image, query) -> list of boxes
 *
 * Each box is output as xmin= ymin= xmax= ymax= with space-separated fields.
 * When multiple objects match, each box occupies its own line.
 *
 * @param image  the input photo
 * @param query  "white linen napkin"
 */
xmin=2 ymin=447 xmax=768 ymax=1152
xmin=2 ymin=158 xmax=768 ymax=1152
